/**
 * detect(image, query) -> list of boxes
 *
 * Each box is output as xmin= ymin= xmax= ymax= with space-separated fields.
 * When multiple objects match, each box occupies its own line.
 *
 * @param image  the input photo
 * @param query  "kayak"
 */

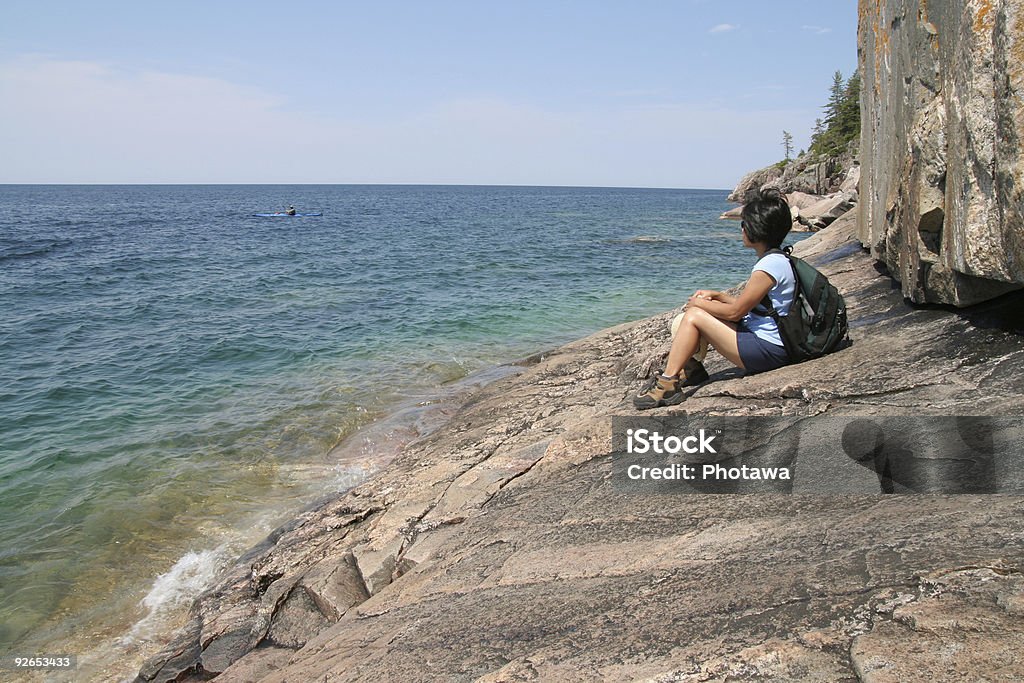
xmin=252 ymin=212 xmax=323 ymax=217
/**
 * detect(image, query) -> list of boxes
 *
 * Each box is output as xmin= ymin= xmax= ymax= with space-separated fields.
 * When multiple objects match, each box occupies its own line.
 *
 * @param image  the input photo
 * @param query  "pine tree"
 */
xmin=782 ymin=130 xmax=794 ymax=160
xmin=825 ymin=70 xmax=845 ymax=125
xmin=836 ymin=71 xmax=861 ymax=140
xmin=810 ymin=118 xmax=825 ymax=148
xmin=809 ymin=69 xmax=861 ymax=158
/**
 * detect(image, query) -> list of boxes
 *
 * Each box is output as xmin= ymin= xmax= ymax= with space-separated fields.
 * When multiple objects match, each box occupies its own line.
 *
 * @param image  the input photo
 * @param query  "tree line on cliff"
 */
xmin=809 ymin=70 xmax=861 ymax=159
xmin=782 ymin=70 xmax=861 ymax=163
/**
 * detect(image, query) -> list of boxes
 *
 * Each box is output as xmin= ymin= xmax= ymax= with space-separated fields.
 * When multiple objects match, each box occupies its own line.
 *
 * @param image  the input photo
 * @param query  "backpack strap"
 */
xmin=754 ymin=247 xmax=795 ymax=317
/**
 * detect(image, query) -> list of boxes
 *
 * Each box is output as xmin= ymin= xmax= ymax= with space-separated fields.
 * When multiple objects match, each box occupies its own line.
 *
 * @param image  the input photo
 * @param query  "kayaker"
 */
xmin=285 ymin=206 xmax=296 ymax=216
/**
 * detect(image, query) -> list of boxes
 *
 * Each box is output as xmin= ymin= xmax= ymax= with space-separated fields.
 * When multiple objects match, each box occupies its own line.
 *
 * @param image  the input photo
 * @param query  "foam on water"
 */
xmin=137 ymin=550 xmax=225 ymax=630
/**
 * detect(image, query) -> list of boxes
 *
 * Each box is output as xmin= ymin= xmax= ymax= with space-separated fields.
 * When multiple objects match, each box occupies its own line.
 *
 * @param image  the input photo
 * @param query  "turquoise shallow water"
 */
xmin=0 ymin=184 xmax=794 ymax=675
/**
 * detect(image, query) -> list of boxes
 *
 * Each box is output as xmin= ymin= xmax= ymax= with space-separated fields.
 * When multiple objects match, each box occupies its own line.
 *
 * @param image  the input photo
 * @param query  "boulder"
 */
xmin=839 ymin=164 xmax=861 ymax=193
xmin=729 ymin=151 xmax=859 ymax=206
xmin=727 ymin=164 xmax=784 ymax=203
xmin=786 ymin=191 xmax=828 ymax=210
xmin=797 ymin=190 xmax=857 ymax=230
xmin=781 ymin=160 xmax=831 ymax=195
xmin=718 ymin=205 xmax=743 ymax=220
xmin=720 ymin=193 xmax=827 ymax=226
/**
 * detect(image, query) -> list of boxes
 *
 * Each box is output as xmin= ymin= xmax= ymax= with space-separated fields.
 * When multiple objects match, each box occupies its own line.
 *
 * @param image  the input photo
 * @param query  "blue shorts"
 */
xmin=736 ymin=326 xmax=789 ymax=374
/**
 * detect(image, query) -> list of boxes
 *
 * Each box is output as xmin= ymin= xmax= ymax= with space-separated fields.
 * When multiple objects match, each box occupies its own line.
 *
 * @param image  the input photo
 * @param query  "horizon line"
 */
xmin=0 ymin=182 xmax=733 ymax=192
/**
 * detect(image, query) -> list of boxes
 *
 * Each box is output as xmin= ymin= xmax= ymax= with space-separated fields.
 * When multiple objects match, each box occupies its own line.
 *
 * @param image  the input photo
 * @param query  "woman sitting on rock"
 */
xmin=634 ymin=188 xmax=795 ymax=409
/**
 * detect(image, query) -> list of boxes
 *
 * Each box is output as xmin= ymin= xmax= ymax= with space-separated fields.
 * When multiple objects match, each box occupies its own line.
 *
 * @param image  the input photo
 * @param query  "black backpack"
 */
xmin=756 ymin=247 xmax=848 ymax=363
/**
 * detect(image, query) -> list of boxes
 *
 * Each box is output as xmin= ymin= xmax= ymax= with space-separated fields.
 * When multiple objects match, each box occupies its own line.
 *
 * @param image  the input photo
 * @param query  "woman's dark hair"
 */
xmin=740 ymin=188 xmax=792 ymax=248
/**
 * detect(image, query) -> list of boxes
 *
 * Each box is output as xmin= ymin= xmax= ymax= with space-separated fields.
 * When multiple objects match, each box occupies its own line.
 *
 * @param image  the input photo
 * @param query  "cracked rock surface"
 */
xmin=136 ymin=209 xmax=1024 ymax=682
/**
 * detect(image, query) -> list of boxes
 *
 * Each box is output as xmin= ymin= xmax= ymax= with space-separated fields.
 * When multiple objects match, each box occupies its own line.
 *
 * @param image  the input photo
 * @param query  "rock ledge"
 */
xmin=137 ymin=211 xmax=1024 ymax=682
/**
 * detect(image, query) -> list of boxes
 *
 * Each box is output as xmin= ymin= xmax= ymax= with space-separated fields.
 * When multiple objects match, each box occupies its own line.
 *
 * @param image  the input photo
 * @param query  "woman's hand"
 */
xmin=684 ymin=290 xmax=719 ymax=311
xmin=684 ymin=287 xmax=745 ymax=319
xmin=685 ymin=293 xmax=715 ymax=311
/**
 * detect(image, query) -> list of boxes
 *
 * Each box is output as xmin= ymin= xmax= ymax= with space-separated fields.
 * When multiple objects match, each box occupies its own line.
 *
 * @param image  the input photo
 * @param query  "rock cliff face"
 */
xmin=726 ymin=148 xmax=857 ymax=205
xmin=858 ymin=0 xmax=1024 ymax=305
xmin=136 ymin=212 xmax=1024 ymax=682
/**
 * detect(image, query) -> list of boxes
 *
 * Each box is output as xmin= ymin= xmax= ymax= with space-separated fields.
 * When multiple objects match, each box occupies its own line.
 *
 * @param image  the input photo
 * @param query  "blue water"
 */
xmin=0 ymin=184 xmax=780 ymax=674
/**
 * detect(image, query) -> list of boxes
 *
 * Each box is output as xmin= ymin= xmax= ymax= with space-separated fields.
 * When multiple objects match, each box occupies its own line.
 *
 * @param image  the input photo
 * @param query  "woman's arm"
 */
xmin=686 ymin=272 xmax=776 ymax=322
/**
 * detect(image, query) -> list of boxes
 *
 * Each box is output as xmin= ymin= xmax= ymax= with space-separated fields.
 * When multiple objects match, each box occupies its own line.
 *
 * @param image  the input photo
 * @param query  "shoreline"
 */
xmin=134 ymin=210 xmax=1024 ymax=681
xmin=54 ymin=362 xmax=529 ymax=683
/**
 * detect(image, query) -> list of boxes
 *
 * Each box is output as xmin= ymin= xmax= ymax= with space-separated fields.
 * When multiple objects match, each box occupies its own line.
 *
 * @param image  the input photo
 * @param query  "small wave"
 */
xmin=141 ymin=548 xmax=224 ymax=613
xmin=607 ymin=235 xmax=673 ymax=244
xmin=0 ymin=238 xmax=73 ymax=262
xmin=122 ymin=547 xmax=226 ymax=644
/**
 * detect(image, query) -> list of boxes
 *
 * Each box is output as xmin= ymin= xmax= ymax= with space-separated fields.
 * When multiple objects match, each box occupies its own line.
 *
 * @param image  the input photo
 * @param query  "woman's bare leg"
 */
xmin=665 ymin=307 xmax=744 ymax=376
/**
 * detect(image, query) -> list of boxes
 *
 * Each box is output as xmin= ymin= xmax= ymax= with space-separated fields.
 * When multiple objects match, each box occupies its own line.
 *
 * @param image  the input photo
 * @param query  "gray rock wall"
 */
xmin=858 ymin=0 xmax=1024 ymax=305
xmin=727 ymin=164 xmax=785 ymax=203
xmin=727 ymin=151 xmax=856 ymax=204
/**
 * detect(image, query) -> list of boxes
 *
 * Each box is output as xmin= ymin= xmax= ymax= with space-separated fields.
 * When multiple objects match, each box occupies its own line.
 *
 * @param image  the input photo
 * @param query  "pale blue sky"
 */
xmin=1 ymin=1 xmax=858 ymax=187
